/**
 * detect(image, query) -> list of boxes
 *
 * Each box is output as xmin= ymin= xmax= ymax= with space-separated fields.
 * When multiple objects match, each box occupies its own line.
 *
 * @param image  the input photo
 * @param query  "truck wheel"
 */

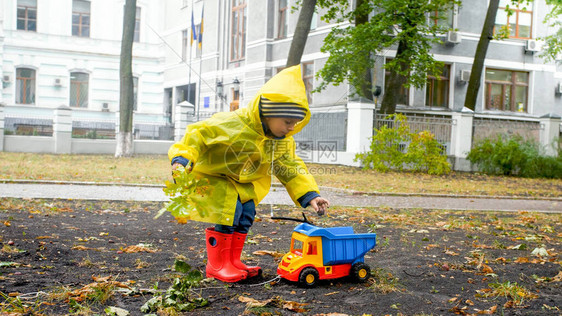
xmin=299 ymin=267 xmax=319 ymax=287
xmin=351 ymin=262 xmax=371 ymax=282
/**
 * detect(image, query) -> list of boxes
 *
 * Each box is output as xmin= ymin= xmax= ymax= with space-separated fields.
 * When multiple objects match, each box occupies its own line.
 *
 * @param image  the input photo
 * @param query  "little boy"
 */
xmin=169 ymin=65 xmax=330 ymax=282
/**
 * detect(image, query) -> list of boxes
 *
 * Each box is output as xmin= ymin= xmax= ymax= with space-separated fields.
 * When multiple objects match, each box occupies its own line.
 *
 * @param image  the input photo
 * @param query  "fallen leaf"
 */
xmin=105 ymin=306 xmax=129 ymax=316
xmin=122 ymin=244 xmax=157 ymax=253
xmin=510 ymin=244 xmax=528 ymax=250
xmin=531 ymin=247 xmax=548 ymax=257
xmin=481 ymin=264 xmax=494 ymax=274
xmin=238 ymin=296 xmax=273 ymax=308
xmin=449 ymin=305 xmax=469 ymax=315
xmin=282 ymin=300 xmax=309 ymax=313
xmin=71 ymin=245 xmax=97 ymax=251
xmin=252 ymin=250 xmax=284 ymax=258
xmin=36 ymin=236 xmax=54 ymax=240
xmin=476 ymin=305 xmax=497 ymax=314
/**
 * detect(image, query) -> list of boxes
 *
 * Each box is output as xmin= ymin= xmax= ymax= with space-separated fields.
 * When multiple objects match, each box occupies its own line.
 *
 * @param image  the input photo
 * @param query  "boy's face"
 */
xmin=263 ymin=117 xmax=301 ymax=138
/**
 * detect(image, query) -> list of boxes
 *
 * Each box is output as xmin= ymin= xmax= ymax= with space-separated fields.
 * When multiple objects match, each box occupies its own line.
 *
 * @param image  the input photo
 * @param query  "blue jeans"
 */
xmin=215 ymin=198 xmax=256 ymax=234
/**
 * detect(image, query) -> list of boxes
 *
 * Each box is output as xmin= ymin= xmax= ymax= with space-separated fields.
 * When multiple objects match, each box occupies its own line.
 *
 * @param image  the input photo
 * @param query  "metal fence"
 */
xmin=373 ymin=112 xmax=453 ymax=154
xmin=292 ymin=111 xmax=348 ymax=152
xmin=472 ymin=116 xmax=541 ymax=143
xmin=72 ymin=120 xmax=116 ymax=139
xmin=72 ymin=120 xmax=175 ymax=140
xmin=134 ymin=123 xmax=174 ymax=140
xmin=4 ymin=115 xmax=54 ymax=136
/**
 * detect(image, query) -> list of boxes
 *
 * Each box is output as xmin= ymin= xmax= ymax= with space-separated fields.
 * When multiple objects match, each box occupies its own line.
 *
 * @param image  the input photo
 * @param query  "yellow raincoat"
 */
xmin=168 ymin=65 xmax=319 ymax=225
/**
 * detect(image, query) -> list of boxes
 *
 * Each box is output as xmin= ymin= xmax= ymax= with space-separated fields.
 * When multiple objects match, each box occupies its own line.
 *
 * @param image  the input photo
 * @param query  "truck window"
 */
xmin=306 ymin=241 xmax=317 ymax=255
xmin=291 ymin=239 xmax=303 ymax=256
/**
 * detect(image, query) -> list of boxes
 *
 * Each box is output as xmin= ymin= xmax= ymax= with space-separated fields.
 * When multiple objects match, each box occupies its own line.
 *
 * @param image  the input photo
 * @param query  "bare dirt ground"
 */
xmin=0 ymin=198 xmax=560 ymax=315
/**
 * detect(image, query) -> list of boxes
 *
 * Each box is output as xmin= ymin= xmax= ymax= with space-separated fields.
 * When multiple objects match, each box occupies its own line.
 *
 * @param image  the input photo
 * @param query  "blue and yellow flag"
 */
xmin=190 ymin=8 xmax=197 ymax=46
xmin=198 ymin=6 xmax=204 ymax=49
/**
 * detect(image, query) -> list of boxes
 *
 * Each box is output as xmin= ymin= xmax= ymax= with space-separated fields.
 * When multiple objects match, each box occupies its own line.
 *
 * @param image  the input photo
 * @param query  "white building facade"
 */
xmin=1 ymin=0 xmax=167 ymax=136
xmin=0 ymin=0 xmax=560 ymax=164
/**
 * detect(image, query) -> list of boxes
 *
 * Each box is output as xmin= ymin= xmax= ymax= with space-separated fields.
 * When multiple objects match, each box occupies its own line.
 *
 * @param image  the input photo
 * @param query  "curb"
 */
xmin=2 ymin=179 xmax=560 ymax=202
xmin=0 ymin=179 xmax=164 ymax=188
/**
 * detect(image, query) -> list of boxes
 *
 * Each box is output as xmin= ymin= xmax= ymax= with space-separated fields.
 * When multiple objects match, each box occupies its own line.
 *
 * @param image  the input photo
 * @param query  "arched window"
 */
xmin=70 ymin=72 xmax=89 ymax=108
xmin=16 ymin=68 xmax=36 ymax=104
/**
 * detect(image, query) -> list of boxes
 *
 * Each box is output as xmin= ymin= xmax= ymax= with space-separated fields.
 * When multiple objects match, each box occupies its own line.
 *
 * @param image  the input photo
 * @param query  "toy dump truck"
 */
xmin=277 ymin=223 xmax=377 ymax=287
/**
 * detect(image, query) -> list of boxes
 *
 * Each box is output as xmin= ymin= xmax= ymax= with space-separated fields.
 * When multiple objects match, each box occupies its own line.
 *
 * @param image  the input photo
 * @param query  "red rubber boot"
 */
xmin=231 ymin=232 xmax=262 ymax=278
xmin=205 ymin=228 xmax=248 ymax=282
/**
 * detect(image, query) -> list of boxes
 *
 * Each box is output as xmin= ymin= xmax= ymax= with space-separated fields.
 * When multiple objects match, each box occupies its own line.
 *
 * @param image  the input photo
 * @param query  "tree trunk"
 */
xmin=380 ymin=39 xmax=409 ymax=114
xmin=463 ymin=0 xmax=500 ymax=111
xmin=286 ymin=0 xmax=317 ymax=67
xmin=116 ymin=0 xmax=136 ymax=157
xmin=354 ymin=0 xmax=373 ymax=101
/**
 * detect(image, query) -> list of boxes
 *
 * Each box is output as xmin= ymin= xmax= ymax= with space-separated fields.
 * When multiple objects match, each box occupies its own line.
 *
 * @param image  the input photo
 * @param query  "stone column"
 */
xmin=539 ymin=113 xmax=561 ymax=157
xmin=53 ymin=106 xmax=72 ymax=154
xmin=346 ymin=99 xmax=375 ymax=154
xmin=450 ymin=107 xmax=474 ymax=171
xmin=174 ymin=102 xmax=192 ymax=141
xmin=0 ymin=103 xmax=5 ymax=151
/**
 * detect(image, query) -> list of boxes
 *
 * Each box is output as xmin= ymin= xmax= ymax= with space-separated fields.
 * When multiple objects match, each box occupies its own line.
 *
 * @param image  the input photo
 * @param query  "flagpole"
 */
xmin=196 ymin=53 xmax=201 ymax=121
xmin=196 ymin=4 xmax=204 ymax=122
xmin=187 ymin=0 xmax=194 ymax=114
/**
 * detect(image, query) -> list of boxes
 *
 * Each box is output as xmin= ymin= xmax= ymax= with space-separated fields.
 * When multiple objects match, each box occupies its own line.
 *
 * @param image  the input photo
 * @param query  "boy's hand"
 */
xmin=309 ymin=197 xmax=330 ymax=216
xmin=172 ymin=163 xmax=192 ymax=172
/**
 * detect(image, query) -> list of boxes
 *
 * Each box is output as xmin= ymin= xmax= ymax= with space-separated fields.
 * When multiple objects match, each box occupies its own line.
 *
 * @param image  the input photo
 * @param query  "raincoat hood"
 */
xmin=239 ymin=65 xmax=311 ymax=138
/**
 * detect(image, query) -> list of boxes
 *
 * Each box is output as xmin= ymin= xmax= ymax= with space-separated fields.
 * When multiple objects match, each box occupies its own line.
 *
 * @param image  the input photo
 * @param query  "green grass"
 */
xmin=1 ymin=152 xmax=561 ymax=197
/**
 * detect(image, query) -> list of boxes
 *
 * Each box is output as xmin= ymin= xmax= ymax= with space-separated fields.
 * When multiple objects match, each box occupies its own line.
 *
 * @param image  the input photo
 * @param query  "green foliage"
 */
xmin=141 ymin=259 xmax=208 ymax=314
xmin=315 ymin=0 xmax=460 ymax=97
xmin=356 ymin=114 xmax=410 ymax=172
xmin=540 ymin=0 xmax=562 ymax=61
xmin=0 ymin=292 xmax=45 ymax=314
xmin=467 ymin=134 xmax=562 ymax=178
xmin=355 ymin=114 xmax=451 ymax=175
xmin=155 ymin=166 xmax=213 ymax=223
xmin=482 ymin=280 xmax=537 ymax=305
xmin=406 ymin=130 xmax=452 ymax=175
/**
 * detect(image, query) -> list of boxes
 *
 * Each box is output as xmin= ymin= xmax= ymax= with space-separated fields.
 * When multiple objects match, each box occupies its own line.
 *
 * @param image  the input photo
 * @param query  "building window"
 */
xmin=70 ymin=72 xmax=89 ymax=108
xmin=72 ymin=0 xmax=91 ymax=37
xmin=428 ymin=8 xmax=454 ymax=28
xmin=182 ymin=29 xmax=188 ymax=61
xmin=231 ymin=0 xmax=247 ymax=61
xmin=133 ymin=76 xmax=138 ymax=111
xmin=485 ymin=69 xmax=528 ymax=112
xmin=426 ymin=64 xmax=450 ymax=107
xmin=384 ymin=59 xmax=409 ymax=106
xmin=134 ymin=7 xmax=141 ymax=42
xmin=302 ymin=62 xmax=314 ymax=105
xmin=495 ymin=0 xmax=532 ymax=39
xmin=17 ymin=0 xmax=37 ymax=32
xmin=16 ymin=68 xmax=36 ymax=104
xmin=277 ymin=0 xmax=288 ymax=39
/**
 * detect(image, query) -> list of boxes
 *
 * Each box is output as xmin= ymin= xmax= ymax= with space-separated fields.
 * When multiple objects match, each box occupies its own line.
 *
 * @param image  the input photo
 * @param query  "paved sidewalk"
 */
xmin=0 ymin=181 xmax=560 ymax=213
